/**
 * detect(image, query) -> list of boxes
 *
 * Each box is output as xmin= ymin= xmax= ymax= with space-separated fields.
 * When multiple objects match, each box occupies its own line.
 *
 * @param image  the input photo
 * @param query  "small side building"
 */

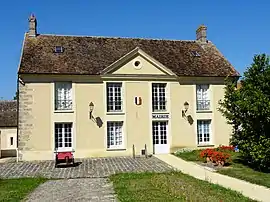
xmin=0 ymin=100 xmax=17 ymax=158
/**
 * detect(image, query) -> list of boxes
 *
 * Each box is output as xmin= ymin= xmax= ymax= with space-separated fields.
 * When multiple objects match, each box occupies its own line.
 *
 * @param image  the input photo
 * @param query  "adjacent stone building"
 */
xmin=0 ymin=100 xmax=17 ymax=157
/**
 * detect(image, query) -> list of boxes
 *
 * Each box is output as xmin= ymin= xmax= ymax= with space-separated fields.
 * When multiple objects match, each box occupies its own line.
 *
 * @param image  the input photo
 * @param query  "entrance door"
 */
xmin=152 ymin=121 xmax=169 ymax=154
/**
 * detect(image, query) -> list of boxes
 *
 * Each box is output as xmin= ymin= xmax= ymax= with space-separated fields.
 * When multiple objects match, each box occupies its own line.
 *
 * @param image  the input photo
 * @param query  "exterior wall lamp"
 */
xmin=182 ymin=101 xmax=189 ymax=117
xmin=89 ymin=102 xmax=94 ymax=119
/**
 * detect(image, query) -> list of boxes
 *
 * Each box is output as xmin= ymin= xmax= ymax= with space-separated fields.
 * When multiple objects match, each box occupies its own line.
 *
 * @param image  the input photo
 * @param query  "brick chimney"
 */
xmin=28 ymin=14 xmax=37 ymax=37
xmin=196 ymin=25 xmax=207 ymax=43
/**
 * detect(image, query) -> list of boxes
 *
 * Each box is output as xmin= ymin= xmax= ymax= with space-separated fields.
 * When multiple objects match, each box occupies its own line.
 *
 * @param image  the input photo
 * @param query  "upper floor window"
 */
xmin=152 ymin=83 xmax=166 ymax=112
xmin=196 ymin=84 xmax=210 ymax=111
xmin=55 ymin=82 xmax=72 ymax=110
xmin=107 ymin=83 xmax=122 ymax=112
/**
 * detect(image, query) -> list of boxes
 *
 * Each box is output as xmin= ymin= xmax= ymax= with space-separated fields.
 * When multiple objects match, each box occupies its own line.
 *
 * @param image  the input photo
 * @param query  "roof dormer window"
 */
xmin=54 ymin=46 xmax=64 ymax=53
xmin=191 ymin=51 xmax=200 ymax=57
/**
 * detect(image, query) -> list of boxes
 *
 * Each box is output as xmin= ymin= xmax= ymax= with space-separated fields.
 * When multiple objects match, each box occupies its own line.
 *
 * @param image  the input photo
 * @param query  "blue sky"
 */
xmin=0 ymin=1 xmax=269 ymax=99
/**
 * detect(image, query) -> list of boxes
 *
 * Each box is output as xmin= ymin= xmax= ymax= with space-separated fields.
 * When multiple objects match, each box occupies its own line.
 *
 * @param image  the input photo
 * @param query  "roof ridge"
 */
xmin=36 ymin=33 xmax=197 ymax=42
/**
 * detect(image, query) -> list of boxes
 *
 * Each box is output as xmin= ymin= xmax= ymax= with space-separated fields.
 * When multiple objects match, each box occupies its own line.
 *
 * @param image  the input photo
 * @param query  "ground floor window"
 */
xmin=152 ymin=121 xmax=168 ymax=145
xmin=55 ymin=123 xmax=73 ymax=151
xmin=197 ymin=120 xmax=211 ymax=145
xmin=107 ymin=121 xmax=123 ymax=149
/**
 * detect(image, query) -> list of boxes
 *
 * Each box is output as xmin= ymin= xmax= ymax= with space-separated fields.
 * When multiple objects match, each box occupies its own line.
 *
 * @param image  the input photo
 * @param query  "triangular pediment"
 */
xmin=101 ymin=47 xmax=176 ymax=76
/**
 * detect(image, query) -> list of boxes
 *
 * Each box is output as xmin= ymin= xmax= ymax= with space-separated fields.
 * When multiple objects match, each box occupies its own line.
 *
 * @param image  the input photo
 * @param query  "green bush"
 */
xmin=219 ymin=54 xmax=270 ymax=172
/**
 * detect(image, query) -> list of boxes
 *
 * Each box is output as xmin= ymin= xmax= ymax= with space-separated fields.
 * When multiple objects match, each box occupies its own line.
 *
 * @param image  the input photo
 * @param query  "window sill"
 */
xmin=54 ymin=110 xmax=74 ymax=113
xmin=197 ymin=144 xmax=215 ymax=148
xmin=152 ymin=111 xmax=169 ymax=114
xmin=106 ymin=112 xmax=125 ymax=115
xmin=196 ymin=110 xmax=212 ymax=113
xmin=106 ymin=148 xmax=126 ymax=151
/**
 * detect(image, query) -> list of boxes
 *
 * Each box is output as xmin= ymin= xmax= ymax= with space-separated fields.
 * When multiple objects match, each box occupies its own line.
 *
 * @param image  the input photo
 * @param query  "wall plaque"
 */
xmin=152 ymin=114 xmax=169 ymax=119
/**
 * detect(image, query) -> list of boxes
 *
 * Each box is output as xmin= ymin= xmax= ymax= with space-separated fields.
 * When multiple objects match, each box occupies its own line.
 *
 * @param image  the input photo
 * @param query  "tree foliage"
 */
xmin=13 ymin=91 xmax=18 ymax=100
xmin=219 ymin=54 xmax=270 ymax=171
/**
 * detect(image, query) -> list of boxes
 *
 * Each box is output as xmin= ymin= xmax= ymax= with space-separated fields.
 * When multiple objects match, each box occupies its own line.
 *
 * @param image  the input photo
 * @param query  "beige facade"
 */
xmin=18 ymin=54 xmax=232 ymax=161
xmin=0 ymin=127 xmax=17 ymax=157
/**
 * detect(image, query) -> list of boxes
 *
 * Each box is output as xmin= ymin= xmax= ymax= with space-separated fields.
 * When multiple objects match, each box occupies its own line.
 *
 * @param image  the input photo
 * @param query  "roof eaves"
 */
xmin=17 ymin=33 xmax=27 ymax=75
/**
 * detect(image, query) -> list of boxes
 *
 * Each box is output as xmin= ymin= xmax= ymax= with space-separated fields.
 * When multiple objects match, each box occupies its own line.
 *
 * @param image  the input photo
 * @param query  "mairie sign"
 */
xmin=152 ymin=114 xmax=169 ymax=119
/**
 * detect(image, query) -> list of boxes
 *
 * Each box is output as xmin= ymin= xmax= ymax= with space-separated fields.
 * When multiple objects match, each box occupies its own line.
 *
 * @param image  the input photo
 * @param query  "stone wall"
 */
xmin=18 ymin=82 xmax=34 ymax=159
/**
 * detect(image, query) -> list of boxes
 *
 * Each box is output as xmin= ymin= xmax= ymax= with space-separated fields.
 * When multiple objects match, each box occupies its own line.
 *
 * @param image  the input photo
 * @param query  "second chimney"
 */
xmin=196 ymin=25 xmax=207 ymax=43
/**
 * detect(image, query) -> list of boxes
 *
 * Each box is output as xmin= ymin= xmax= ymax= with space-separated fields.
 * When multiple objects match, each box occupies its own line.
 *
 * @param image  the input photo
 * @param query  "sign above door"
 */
xmin=152 ymin=114 xmax=169 ymax=119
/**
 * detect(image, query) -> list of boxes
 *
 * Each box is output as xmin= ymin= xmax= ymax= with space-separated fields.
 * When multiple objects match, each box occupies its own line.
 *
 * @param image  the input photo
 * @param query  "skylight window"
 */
xmin=191 ymin=51 xmax=200 ymax=57
xmin=54 ymin=46 xmax=64 ymax=53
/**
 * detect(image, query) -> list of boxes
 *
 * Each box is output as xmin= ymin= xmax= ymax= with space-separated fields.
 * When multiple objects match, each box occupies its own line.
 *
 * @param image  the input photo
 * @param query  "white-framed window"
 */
xmin=197 ymin=120 xmax=211 ymax=145
xmin=55 ymin=82 xmax=72 ymax=110
xmin=196 ymin=84 xmax=210 ymax=110
xmin=107 ymin=121 xmax=124 ymax=149
xmin=106 ymin=83 xmax=122 ymax=112
xmin=152 ymin=83 xmax=166 ymax=111
xmin=152 ymin=121 xmax=168 ymax=145
xmin=55 ymin=123 xmax=73 ymax=151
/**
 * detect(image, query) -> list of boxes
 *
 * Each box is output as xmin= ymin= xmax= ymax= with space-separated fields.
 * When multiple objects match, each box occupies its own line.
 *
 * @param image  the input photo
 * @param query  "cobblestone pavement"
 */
xmin=0 ymin=156 xmax=172 ymax=179
xmin=25 ymin=178 xmax=117 ymax=202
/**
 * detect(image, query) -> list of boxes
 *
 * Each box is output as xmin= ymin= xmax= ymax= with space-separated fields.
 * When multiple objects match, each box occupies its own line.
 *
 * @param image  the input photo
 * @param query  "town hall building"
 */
xmin=17 ymin=15 xmax=239 ymax=161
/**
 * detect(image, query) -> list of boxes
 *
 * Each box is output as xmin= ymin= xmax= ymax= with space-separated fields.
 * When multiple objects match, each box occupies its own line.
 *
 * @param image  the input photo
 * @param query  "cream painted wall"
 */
xmin=113 ymin=55 xmax=167 ymax=75
xmin=125 ymin=82 xmax=152 ymax=155
xmin=170 ymin=83 xmax=197 ymax=149
xmin=31 ymin=83 xmax=52 ymax=151
xmin=212 ymin=85 xmax=231 ymax=146
xmin=0 ymin=128 xmax=17 ymax=150
xmin=18 ymin=54 xmax=232 ymax=160
xmin=75 ymin=82 xmax=106 ymax=157
xmin=19 ymin=82 xmax=52 ymax=160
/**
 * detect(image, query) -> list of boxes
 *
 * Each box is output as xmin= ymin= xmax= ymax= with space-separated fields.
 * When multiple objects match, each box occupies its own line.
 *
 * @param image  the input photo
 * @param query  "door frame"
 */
xmin=54 ymin=122 xmax=74 ymax=152
xmin=152 ymin=120 xmax=170 ymax=154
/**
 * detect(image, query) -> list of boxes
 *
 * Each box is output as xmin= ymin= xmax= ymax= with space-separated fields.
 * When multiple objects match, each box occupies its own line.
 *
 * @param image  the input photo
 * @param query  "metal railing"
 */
xmin=55 ymin=99 xmax=72 ymax=110
xmin=197 ymin=100 xmax=210 ymax=111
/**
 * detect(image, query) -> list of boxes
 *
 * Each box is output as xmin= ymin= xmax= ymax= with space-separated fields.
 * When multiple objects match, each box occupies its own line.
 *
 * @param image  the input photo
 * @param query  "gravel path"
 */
xmin=0 ymin=156 xmax=172 ymax=179
xmin=25 ymin=178 xmax=117 ymax=202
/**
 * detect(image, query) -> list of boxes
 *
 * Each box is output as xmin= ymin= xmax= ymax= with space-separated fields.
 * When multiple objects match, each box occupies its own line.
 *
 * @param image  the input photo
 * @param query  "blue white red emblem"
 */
xmin=135 ymin=96 xmax=142 ymax=105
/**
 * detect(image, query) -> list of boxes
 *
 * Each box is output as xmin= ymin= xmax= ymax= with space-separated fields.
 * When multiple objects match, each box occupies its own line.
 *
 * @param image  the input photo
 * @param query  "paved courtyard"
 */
xmin=0 ymin=156 xmax=172 ymax=179
xmin=26 ymin=178 xmax=117 ymax=202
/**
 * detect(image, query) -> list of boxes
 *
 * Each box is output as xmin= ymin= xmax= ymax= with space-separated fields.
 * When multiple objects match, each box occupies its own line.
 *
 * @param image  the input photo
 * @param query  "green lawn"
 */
xmin=175 ymin=150 xmax=270 ymax=188
xmin=175 ymin=149 xmax=202 ymax=162
xmin=110 ymin=172 xmax=255 ymax=202
xmin=0 ymin=178 xmax=47 ymax=202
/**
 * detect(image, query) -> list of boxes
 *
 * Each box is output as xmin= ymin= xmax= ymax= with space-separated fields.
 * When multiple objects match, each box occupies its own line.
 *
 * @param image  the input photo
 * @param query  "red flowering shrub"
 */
xmin=211 ymin=151 xmax=231 ymax=163
xmin=217 ymin=145 xmax=235 ymax=152
xmin=199 ymin=147 xmax=232 ymax=165
xmin=199 ymin=148 xmax=215 ymax=158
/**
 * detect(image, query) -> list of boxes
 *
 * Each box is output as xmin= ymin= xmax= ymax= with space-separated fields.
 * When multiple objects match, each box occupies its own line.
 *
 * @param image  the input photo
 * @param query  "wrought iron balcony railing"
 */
xmin=55 ymin=99 xmax=72 ymax=110
xmin=197 ymin=100 xmax=210 ymax=111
